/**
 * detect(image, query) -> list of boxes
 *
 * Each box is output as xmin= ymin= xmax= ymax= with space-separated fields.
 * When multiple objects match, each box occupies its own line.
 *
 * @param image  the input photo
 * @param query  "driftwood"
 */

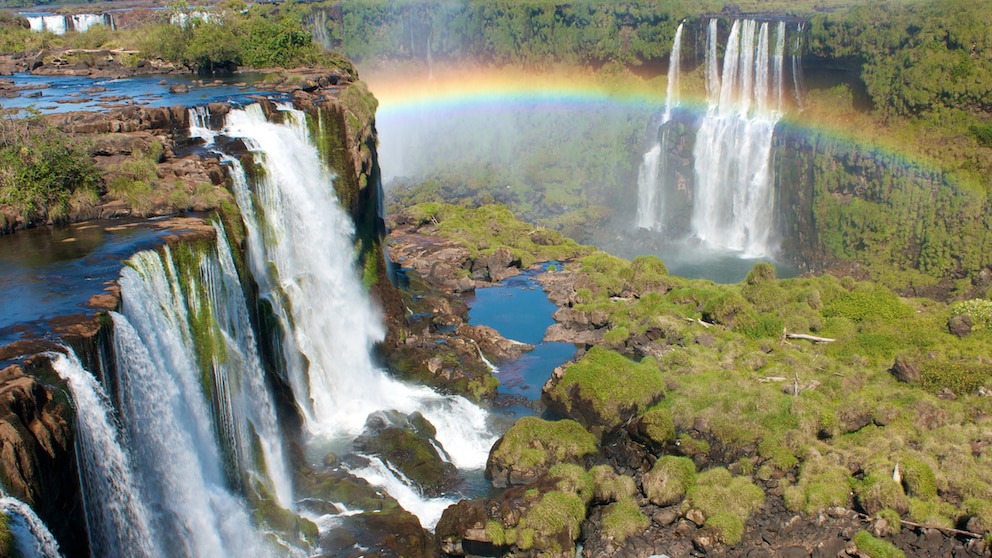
xmin=785 ymin=332 xmax=836 ymax=343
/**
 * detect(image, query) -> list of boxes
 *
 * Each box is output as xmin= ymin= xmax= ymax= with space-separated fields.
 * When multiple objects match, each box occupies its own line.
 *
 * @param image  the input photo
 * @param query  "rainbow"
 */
xmin=361 ymin=64 xmax=948 ymax=180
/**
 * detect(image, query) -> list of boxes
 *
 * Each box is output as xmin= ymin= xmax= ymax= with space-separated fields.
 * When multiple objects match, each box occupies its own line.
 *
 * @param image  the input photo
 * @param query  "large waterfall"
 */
xmin=206 ymin=104 xmax=495 ymax=525
xmin=691 ymin=18 xmax=786 ymax=257
xmin=636 ymin=18 xmax=792 ymax=258
xmin=635 ymin=22 xmax=683 ymax=231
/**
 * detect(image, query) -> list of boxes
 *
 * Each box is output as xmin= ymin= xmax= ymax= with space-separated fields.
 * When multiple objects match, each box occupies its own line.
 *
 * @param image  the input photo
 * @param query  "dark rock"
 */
xmin=318 ymin=508 xmax=434 ymax=558
xmin=948 ymin=314 xmax=973 ymax=337
xmin=890 ymin=355 xmax=921 ymax=383
xmin=777 ymin=545 xmax=809 ymax=558
xmin=168 ymin=83 xmax=189 ymax=94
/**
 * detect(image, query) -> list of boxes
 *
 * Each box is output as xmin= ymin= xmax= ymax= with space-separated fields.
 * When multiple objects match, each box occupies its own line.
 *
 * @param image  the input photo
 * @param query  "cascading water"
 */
xmin=0 ymin=492 xmax=62 ymax=558
xmin=212 ymin=103 xmax=497 ymax=525
xmin=635 ymin=22 xmax=683 ymax=231
xmin=49 ymin=350 xmax=158 ymax=558
xmin=690 ymin=18 xmax=786 ymax=257
xmin=109 ymin=240 xmax=297 ymax=557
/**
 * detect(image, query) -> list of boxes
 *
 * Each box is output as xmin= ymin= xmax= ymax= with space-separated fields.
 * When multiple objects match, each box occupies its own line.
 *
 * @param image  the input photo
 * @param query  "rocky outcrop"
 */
xmin=0 ymin=357 xmax=87 ymax=553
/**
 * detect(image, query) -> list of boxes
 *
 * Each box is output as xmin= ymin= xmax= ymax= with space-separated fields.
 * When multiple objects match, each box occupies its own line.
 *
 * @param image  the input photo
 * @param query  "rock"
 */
xmin=168 ymin=83 xmax=189 ymax=94
xmin=353 ymin=411 xmax=460 ymax=497
xmin=485 ymin=417 xmax=596 ymax=488
xmin=653 ymin=508 xmax=679 ymax=526
xmin=470 ymin=247 xmax=520 ymax=282
xmin=948 ymin=314 xmax=972 ymax=337
xmin=319 ymin=507 xmax=434 ymax=558
xmin=890 ymin=355 xmax=921 ymax=383
xmin=455 ymin=324 xmax=534 ymax=362
xmin=685 ymin=508 xmax=706 ymax=527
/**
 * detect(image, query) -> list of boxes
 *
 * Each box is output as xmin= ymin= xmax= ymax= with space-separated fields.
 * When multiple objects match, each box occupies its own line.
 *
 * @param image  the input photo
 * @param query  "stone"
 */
xmin=653 ymin=508 xmax=679 ymax=526
xmin=890 ymin=355 xmax=920 ymax=383
xmin=685 ymin=508 xmax=706 ymax=527
xmin=948 ymin=314 xmax=973 ymax=337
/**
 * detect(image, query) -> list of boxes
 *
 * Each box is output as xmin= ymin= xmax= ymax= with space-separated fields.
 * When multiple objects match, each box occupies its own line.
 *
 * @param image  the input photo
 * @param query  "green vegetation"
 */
xmin=544 ymin=346 xmax=665 ymax=432
xmin=683 ymin=467 xmax=765 ymax=545
xmin=853 ymin=530 xmax=906 ymax=558
xmin=488 ymin=416 xmax=596 ymax=475
xmin=784 ymin=450 xmax=852 ymax=514
xmin=643 ymin=455 xmax=695 ymax=506
xmin=0 ymin=512 xmax=12 ymax=558
xmin=0 ymin=115 xmax=100 ymax=225
xmin=601 ymin=498 xmax=649 ymax=542
xmin=590 ymin=464 xmax=636 ymax=503
xmin=400 ymin=202 xmax=593 ymax=268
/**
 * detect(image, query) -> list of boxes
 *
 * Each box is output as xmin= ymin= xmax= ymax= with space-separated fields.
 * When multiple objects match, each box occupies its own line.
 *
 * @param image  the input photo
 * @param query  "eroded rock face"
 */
xmin=0 ymin=358 xmax=87 ymax=553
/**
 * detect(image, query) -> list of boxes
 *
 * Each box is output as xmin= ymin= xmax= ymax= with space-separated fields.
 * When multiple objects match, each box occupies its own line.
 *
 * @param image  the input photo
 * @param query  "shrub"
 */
xmin=853 ymin=530 xmax=906 ymax=558
xmin=918 ymin=358 xmax=991 ymax=395
xmin=0 ymin=120 xmax=100 ymax=224
xmin=824 ymin=285 xmax=911 ymax=322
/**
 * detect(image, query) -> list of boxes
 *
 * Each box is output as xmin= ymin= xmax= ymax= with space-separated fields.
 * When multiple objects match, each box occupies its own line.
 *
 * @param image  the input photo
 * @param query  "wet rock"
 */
xmin=318 ymin=508 xmax=434 ymax=558
xmin=353 ymin=411 xmax=460 ymax=497
xmin=456 ymin=323 xmax=534 ymax=362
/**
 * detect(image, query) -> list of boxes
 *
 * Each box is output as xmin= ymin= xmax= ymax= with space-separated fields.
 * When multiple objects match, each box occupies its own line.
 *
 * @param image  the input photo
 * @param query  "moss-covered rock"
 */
xmin=856 ymin=472 xmax=910 ymax=516
xmin=319 ymin=507 xmax=434 ymax=558
xmin=485 ymin=417 xmax=597 ymax=488
xmin=783 ymin=451 xmax=853 ymax=514
xmin=642 ymin=455 xmax=696 ymax=506
xmin=853 ymin=529 xmax=906 ymax=558
xmin=590 ymin=464 xmax=636 ymax=503
xmin=600 ymin=497 xmax=650 ymax=543
xmin=683 ymin=467 xmax=765 ymax=546
xmin=542 ymin=346 xmax=665 ymax=435
xmin=627 ymin=407 xmax=676 ymax=452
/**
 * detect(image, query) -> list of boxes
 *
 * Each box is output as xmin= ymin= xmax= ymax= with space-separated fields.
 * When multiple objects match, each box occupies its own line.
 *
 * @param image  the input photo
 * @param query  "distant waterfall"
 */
xmin=49 ymin=350 xmax=158 ymax=558
xmin=22 ymin=13 xmax=111 ymax=34
xmin=691 ymin=18 xmax=786 ymax=257
xmin=0 ymin=492 xmax=62 ymax=558
xmin=213 ymin=104 xmax=497 ymax=525
xmin=111 ymin=242 xmax=290 ymax=557
xmin=635 ymin=22 xmax=683 ymax=231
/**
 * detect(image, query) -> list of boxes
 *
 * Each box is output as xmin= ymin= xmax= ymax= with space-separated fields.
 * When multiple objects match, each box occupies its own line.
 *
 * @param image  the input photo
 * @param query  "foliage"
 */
xmin=784 ymin=451 xmax=852 ymax=514
xmin=0 ymin=512 xmax=11 ymax=558
xmin=549 ymin=463 xmax=595 ymax=505
xmin=545 ymin=346 xmax=665 ymax=431
xmin=952 ymin=299 xmax=992 ymax=331
xmin=517 ymin=490 xmax=585 ymax=553
xmin=107 ymin=141 xmax=163 ymax=216
xmin=855 ymin=472 xmax=910 ymax=516
xmin=590 ymin=465 xmax=636 ymax=503
xmin=853 ymin=530 xmax=906 ymax=558
xmin=0 ymin=116 xmax=100 ymax=224
xmin=918 ymin=358 xmax=991 ymax=395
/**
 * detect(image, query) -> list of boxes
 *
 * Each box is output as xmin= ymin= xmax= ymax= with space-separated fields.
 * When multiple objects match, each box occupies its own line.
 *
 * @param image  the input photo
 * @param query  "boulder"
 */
xmin=455 ymin=324 xmax=534 ymax=362
xmin=948 ymin=314 xmax=972 ymax=338
xmin=485 ymin=416 xmax=596 ymax=488
xmin=890 ymin=355 xmax=920 ymax=384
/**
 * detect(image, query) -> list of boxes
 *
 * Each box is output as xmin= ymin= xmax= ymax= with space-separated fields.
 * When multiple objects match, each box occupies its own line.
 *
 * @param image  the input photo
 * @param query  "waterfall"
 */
xmin=690 ymin=18 xmax=786 ymax=257
xmin=635 ymin=22 xmax=684 ymax=230
xmin=792 ymin=22 xmax=806 ymax=110
xmin=49 ymin=349 xmax=158 ymax=558
xmin=110 ymin=243 xmax=289 ymax=557
xmin=215 ymin=103 xmax=497 ymax=523
xmin=188 ymin=106 xmax=216 ymax=143
xmin=70 ymin=14 xmax=108 ymax=33
xmin=0 ymin=492 xmax=62 ymax=558
xmin=41 ymin=15 xmax=66 ymax=35
xmin=662 ymin=22 xmax=684 ymax=123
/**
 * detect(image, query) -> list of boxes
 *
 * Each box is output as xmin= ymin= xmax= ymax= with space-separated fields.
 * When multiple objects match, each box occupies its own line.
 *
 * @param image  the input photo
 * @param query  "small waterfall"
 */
xmin=792 ymin=22 xmax=806 ymax=110
xmin=215 ymin=103 xmax=498 ymax=525
xmin=635 ymin=22 xmax=683 ymax=231
xmin=188 ymin=106 xmax=217 ymax=143
xmin=49 ymin=349 xmax=158 ymax=558
xmin=70 ymin=14 xmax=109 ymax=33
xmin=111 ymin=245 xmax=281 ymax=557
xmin=690 ymin=18 xmax=786 ymax=257
xmin=0 ymin=493 xmax=62 ymax=558
xmin=662 ymin=22 xmax=684 ymax=123
xmin=41 ymin=15 xmax=66 ymax=35
xmin=346 ymin=456 xmax=455 ymax=530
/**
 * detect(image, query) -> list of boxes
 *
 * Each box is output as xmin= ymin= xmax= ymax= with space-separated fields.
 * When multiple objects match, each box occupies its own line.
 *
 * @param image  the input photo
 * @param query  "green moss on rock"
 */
xmin=643 ymin=455 xmax=696 ymax=506
xmin=486 ymin=417 xmax=597 ymax=487
xmin=602 ymin=497 xmax=649 ymax=542
xmin=853 ymin=530 xmax=906 ymax=558
xmin=543 ymin=346 xmax=665 ymax=433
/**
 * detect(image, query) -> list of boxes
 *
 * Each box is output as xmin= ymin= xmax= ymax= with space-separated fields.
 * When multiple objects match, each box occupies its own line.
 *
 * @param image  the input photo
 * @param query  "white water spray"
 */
xmin=49 ymin=349 xmax=158 ymax=558
xmin=690 ymin=18 xmax=786 ymax=257
xmin=346 ymin=456 xmax=455 ymax=530
xmin=0 ymin=492 xmax=62 ymax=558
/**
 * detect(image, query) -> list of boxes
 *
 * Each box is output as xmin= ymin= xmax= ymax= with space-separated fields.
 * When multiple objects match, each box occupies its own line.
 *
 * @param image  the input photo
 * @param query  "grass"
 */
xmin=853 ymin=530 xmax=906 ymax=558
xmin=643 ymin=455 xmax=696 ymax=506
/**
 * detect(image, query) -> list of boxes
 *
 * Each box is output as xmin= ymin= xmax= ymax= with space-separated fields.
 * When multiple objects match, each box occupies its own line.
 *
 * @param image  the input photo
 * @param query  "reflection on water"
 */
xmin=0 ymin=221 xmax=174 ymax=346
xmin=465 ymin=266 xmax=576 ymax=417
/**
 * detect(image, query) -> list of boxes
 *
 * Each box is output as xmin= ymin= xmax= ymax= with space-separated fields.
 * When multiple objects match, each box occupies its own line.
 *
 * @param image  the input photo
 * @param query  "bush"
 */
xmin=951 ymin=299 xmax=992 ymax=330
xmin=0 ymin=120 xmax=100 ymax=224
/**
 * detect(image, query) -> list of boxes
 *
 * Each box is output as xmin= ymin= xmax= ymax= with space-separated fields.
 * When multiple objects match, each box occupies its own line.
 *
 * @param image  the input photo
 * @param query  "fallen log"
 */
xmin=785 ymin=332 xmax=835 ymax=344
